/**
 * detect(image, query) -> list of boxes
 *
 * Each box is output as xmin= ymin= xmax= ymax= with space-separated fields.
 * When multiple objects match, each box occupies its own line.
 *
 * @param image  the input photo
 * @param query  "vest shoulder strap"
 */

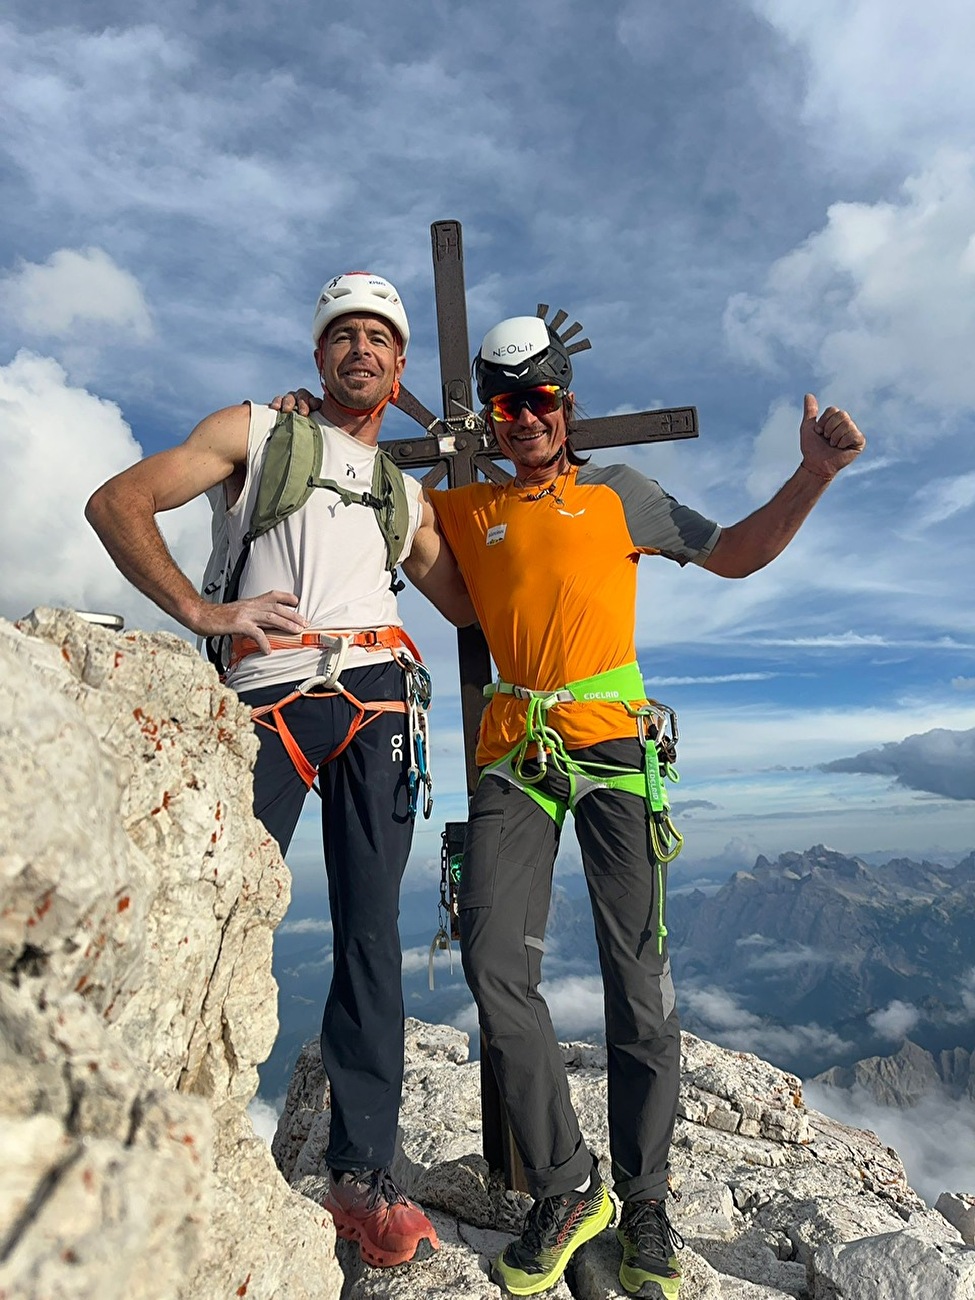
xmin=247 ymin=410 xmax=323 ymax=543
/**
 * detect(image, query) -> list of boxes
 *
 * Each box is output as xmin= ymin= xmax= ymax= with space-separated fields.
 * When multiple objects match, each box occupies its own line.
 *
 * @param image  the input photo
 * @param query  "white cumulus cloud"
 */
xmin=724 ymin=151 xmax=975 ymax=427
xmin=0 ymin=247 xmax=152 ymax=340
xmin=0 ymin=350 xmax=208 ymax=628
xmin=868 ymin=1000 xmax=921 ymax=1041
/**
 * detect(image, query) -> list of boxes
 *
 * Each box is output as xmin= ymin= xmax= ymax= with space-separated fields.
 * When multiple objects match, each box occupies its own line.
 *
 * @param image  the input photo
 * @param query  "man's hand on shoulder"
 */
xmin=269 ymin=389 xmax=321 ymax=416
xmin=799 ymin=393 xmax=865 ymax=483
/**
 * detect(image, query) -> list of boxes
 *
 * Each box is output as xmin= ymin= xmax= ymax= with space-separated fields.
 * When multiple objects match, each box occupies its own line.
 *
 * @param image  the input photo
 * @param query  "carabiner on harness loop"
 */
xmin=292 ymin=629 xmax=350 ymax=692
xmin=398 ymin=650 xmax=434 ymax=820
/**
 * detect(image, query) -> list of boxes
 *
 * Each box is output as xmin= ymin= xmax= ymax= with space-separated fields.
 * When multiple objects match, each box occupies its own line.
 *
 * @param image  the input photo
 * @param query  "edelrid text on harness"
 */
xmin=240 ymin=625 xmax=434 ymax=820
xmin=203 ymin=410 xmax=411 ymax=673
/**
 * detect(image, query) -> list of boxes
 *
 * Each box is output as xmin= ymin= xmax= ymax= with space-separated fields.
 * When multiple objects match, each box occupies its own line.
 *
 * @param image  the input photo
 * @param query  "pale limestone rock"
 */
xmin=813 ymin=1228 xmax=975 ymax=1299
xmin=274 ymin=1016 xmax=967 ymax=1299
xmin=938 ymin=1193 xmax=975 ymax=1245
xmin=0 ymin=611 xmax=343 ymax=1300
xmin=678 ymin=1179 xmax=741 ymax=1240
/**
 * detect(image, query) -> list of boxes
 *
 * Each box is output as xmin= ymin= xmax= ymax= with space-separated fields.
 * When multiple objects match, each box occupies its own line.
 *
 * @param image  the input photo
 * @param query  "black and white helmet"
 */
xmin=474 ymin=316 xmax=574 ymax=404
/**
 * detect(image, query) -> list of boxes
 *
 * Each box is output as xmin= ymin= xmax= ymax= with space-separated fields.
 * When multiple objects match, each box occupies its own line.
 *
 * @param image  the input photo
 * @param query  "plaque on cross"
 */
xmin=383 ymin=219 xmax=700 ymax=1191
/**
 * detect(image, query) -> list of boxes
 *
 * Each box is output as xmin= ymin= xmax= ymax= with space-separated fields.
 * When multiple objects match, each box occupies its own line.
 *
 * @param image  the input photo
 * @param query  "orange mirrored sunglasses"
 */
xmin=488 ymin=384 xmax=565 ymax=423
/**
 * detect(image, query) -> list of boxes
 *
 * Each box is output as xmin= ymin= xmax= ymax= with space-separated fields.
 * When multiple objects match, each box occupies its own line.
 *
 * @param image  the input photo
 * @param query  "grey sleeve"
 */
xmin=578 ymin=462 xmax=721 ymax=566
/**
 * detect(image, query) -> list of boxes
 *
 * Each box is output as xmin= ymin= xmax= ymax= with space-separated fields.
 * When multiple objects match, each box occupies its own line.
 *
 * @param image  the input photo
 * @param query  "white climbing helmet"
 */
xmin=311 ymin=272 xmax=410 ymax=353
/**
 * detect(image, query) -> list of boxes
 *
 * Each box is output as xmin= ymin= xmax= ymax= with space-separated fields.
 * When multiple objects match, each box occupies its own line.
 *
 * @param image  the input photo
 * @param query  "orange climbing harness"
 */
xmin=240 ymin=626 xmax=433 ymax=815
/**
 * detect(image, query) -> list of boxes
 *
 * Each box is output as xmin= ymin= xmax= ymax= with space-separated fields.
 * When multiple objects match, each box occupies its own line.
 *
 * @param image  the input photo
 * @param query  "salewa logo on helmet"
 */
xmin=491 ymin=342 xmax=535 ymax=359
xmin=582 ymin=690 xmax=621 ymax=700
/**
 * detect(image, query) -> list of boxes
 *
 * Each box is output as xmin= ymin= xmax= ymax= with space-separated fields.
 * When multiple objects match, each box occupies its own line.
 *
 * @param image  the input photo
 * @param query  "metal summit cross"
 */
xmin=380 ymin=219 xmax=699 ymax=1192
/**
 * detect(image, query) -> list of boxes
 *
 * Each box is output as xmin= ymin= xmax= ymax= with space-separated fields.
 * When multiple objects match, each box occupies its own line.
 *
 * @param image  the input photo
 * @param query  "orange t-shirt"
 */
xmin=429 ymin=462 xmax=719 ymax=766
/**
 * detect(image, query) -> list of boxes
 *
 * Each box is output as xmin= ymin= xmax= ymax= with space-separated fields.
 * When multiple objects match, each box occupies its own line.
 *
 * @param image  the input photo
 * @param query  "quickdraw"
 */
xmin=399 ymin=649 xmax=434 ymax=820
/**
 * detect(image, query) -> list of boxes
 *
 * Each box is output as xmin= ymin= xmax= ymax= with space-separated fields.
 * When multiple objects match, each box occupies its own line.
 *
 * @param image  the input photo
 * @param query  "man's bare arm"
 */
xmin=402 ymin=494 xmax=476 ymax=627
xmin=704 ymin=394 xmax=865 ymax=579
xmin=85 ymin=404 xmax=307 ymax=648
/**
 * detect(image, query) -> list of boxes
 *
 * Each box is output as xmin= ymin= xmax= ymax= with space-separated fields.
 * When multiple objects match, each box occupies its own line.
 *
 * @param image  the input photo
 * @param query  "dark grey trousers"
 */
xmin=459 ymin=737 xmax=680 ymax=1202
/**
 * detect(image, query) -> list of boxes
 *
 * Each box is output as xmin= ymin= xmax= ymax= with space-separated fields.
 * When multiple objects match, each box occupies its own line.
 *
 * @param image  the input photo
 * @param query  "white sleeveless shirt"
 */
xmin=223 ymin=403 xmax=422 ymax=693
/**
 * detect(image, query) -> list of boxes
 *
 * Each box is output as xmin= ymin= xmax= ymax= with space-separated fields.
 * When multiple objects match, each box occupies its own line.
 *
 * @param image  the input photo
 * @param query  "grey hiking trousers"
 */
xmin=459 ymin=737 xmax=680 ymax=1203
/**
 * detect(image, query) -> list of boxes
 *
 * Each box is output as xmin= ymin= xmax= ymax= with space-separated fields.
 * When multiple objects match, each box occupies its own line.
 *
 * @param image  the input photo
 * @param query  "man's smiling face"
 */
xmin=490 ymin=389 xmax=571 ymax=484
xmin=319 ymin=313 xmax=404 ymax=410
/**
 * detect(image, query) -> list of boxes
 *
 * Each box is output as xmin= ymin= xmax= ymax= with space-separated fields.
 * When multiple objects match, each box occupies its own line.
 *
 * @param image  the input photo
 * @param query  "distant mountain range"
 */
xmin=539 ymin=843 xmax=975 ymax=1077
xmin=259 ymin=843 xmax=975 ymax=1099
xmin=813 ymin=1038 xmax=975 ymax=1107
xmin=666 ymin=844 xmax=975 ymax=1074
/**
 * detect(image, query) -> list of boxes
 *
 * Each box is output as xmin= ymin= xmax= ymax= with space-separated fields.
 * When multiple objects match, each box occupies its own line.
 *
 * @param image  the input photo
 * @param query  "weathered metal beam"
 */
xmin=431 ymin=220 xmax=475 ymax=425
xmin=571 ymin=407 xmax=698 ymax=449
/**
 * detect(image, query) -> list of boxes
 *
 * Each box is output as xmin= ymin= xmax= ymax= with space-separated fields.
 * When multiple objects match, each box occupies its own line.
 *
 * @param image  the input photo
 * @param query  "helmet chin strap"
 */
xmin=320 ymin=376 xmax=400 ymax=422
xmin=542 ymin=440 xmax=568 ymax=471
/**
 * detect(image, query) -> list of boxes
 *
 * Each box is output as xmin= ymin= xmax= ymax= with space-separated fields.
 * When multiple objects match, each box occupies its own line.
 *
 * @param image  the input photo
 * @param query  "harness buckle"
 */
xmin=294 ymin=630 xmax=349 ymax=691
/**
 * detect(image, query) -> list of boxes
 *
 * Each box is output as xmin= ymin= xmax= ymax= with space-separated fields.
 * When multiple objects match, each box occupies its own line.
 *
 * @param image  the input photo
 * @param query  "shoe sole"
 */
xmin=491 ymin=1188 xmax=615 ymax=1296
xmin=328 ymin=1211 xmax=439 ymax=1268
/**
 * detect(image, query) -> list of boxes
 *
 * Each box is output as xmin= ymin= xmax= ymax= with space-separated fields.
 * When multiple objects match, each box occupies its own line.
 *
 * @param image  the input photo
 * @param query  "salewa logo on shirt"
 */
xmin=557 ymin=508 xmax=586 ymax=518
xmin=486 ymin=524 xmax=507 ymax=546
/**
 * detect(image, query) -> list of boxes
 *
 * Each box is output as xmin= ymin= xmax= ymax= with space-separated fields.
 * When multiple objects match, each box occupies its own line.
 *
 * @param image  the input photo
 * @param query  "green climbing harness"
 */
xmin=477 ymin=661 xmax=682 ymax=957
xmin=482 ymin=661 xmax=684 ymax=864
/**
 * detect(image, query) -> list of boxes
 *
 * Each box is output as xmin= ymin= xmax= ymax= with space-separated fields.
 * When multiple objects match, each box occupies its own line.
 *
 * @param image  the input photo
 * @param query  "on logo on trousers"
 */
xmin=391 ymin=733 xmax=404 ymax=763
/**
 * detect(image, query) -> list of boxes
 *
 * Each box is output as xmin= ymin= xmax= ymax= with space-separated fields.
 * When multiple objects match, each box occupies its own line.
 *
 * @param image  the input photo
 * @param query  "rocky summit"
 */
xmin=2 ymin=611 xmax=973 ymax=1299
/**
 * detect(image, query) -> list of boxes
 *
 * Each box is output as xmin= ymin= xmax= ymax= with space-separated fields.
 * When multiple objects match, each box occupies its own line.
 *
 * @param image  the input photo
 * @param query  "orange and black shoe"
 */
xmin=492 ymin=1161 xmax=615 ymax=1295
xmin=323 ymin=1167 xmax=440 ymax=1268
xmin=616 ymin=1196 xmax=683 ymax=1297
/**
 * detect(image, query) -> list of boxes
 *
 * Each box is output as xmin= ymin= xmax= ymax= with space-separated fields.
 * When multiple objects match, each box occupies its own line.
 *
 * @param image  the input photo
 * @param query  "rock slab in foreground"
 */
xmin=0 ymin=610 xmax=344 ymax=1300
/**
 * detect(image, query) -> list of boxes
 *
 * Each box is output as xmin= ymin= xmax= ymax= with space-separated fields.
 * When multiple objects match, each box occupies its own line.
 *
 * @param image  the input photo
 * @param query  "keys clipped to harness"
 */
xmin=429 ymin=822 xmax=465 ymax=989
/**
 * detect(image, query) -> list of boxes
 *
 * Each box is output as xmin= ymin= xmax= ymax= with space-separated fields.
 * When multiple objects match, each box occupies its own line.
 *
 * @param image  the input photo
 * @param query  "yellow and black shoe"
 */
xmin=492 ymin=1161 xmax=615 ymax=1295
xmin=616 ymin=1197 xmax=683 ymax=1297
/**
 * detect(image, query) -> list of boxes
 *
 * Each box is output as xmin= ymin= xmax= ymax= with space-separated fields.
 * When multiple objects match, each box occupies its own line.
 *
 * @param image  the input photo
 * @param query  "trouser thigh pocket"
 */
xmin=458 ymin=807 xmax=503 ymax=910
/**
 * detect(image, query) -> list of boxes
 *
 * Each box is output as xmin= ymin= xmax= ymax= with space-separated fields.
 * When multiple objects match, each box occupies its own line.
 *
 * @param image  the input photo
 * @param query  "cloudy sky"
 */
xmin=3 ymin=0 xmax=974 ymax=892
